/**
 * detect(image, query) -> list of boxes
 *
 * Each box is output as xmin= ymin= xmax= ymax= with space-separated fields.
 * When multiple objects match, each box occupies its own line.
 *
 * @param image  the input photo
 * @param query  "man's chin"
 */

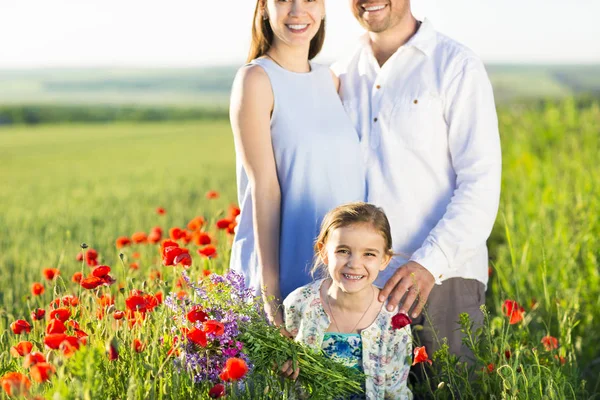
xmin=358 ymin=19 xmax=389 ymax=33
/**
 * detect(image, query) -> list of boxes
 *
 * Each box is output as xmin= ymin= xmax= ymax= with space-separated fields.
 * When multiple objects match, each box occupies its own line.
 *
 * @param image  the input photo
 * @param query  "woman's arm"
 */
xmin=230 ymin=65 xmax=284 ymax=325
xmin=329 ymin=68 xmax=340 ymax=93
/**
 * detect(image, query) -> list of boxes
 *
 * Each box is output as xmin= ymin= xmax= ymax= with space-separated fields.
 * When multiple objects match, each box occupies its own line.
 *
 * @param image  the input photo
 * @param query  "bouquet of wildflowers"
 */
xmin=164 ymin=270 xmax=365 ymax=399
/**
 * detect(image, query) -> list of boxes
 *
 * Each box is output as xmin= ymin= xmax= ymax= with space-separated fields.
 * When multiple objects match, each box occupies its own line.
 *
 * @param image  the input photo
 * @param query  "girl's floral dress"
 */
xmin=283 ymin=279 xmax=413 ymax=400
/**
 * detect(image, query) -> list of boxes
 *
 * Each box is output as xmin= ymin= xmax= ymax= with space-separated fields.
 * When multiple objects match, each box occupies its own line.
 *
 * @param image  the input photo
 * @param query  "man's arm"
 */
xmin=380 ymin=57 xmax=502 ymax=315
xmin=410 ymin=57 xmax=502 ymax=280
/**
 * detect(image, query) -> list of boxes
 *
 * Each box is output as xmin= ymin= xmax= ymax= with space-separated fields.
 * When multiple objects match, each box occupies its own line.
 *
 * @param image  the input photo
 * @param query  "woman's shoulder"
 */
xmin=234 ymin=62 xmax=270 ymax=88
xmin=231 ymin=62 xmax=273 ymax=105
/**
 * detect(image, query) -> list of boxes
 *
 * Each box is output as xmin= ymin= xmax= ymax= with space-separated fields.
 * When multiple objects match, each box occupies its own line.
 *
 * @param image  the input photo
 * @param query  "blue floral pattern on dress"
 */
xmin=322 ymin=333 xmax=364 ymax=372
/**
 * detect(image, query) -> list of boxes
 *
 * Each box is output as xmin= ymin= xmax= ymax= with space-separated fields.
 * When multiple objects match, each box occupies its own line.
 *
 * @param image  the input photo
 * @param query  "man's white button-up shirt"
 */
xmin=333 ymin=19 xmax=502 ymax=288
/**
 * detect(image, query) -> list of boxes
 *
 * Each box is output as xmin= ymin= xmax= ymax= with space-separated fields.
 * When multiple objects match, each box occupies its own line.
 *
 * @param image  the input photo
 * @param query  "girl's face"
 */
xmin=320 ymin=223 xmax=391 ymax=294
xmin=264 ymin=0 xmax=325 ymax=50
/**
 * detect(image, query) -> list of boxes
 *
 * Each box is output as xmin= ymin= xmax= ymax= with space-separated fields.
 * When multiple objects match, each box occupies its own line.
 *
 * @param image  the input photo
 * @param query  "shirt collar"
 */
xmin=406 ymin=18 xmax=437 ymax=57
xmin=359 ymin=18 xmax=437 ymax=58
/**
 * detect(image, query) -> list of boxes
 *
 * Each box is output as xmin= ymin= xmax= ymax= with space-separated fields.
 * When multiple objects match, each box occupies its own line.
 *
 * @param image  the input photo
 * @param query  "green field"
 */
xmin=1 ymin=64 xmax=599 ymax=108
xmin=1 ymin=100 xmax=600 ymax=398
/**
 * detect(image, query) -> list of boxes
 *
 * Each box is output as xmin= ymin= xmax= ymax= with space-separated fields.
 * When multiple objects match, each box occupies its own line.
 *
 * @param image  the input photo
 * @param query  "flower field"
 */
xmin=0 ymin=100 xmax=599 ymax=399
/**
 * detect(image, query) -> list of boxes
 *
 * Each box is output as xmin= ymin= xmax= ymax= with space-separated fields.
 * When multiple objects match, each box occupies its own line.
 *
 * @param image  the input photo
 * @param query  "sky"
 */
xmin=0 ymin=0 xmax=599 ymax=68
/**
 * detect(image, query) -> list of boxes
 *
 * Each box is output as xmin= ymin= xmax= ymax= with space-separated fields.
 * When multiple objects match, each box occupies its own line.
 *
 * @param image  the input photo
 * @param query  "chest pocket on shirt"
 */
xmin=390 ymin=90 xmax=443 ymax=150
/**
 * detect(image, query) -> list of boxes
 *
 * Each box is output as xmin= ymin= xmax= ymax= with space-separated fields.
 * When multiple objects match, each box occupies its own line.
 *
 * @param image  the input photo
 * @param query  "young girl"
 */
xmin=283 ymin=202 xmax=413 ymax=400
xmin=229 ymin=0 xmax=365 ymax=328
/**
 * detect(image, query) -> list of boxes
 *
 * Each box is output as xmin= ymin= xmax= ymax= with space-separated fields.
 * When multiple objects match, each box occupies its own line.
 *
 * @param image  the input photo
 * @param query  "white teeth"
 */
xmin=364 ymin=5 xmax=385 ymax=11
xmin=287 ymin=24 xmax=308 ymax=30
xmin=343 ymin=274 xmax=364 ymax=280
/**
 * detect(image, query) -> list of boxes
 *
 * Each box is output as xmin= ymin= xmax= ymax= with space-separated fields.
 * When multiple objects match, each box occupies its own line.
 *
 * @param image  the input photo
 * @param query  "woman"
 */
xmin=229 ymin=0 xmax=365 ymax=327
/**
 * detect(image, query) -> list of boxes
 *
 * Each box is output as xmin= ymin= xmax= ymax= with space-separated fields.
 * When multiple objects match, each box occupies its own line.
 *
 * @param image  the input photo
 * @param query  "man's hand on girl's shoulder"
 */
xmin=378 ymin=261 xmax=435 ymax=318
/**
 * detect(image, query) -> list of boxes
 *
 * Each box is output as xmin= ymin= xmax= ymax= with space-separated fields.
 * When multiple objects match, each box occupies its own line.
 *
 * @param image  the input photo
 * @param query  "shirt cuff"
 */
xmin=410 ymin=241 xmax=451 ymax=285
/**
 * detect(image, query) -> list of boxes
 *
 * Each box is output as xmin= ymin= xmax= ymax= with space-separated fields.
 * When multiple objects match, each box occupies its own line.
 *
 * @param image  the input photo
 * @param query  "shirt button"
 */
xmin=376 ymin=85 xmax=381 ymax=89
xmin=373 ymin=117 xmax=378 ymax=122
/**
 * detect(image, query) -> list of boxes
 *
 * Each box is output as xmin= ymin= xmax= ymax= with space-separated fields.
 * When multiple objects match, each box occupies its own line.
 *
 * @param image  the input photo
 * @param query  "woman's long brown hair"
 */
xmin=247 ymin=0 xmax=326 ymax=63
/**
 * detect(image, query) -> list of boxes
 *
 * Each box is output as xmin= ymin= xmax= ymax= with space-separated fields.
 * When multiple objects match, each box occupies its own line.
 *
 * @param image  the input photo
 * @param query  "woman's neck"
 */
xmin=265 ymin=42 xmax=311 ymax=73
xmin=326 ymin=279 xmax=376 ymax=313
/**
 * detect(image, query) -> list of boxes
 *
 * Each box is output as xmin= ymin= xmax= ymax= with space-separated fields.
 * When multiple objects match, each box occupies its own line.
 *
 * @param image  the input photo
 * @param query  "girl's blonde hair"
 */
xmin=311 ymin=202 xmax=394 ymax=278
xmin=247 ymin=0 xmax=326 ymax=63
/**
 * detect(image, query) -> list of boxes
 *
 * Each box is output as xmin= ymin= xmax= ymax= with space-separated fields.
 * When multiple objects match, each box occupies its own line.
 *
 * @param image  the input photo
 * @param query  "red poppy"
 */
xmin=23 ymin=352 xmax=46 ymax=368
xmin=42 ymin=268 xmax=60 ymax=280
xmin=219 ymin=370 xmax=230 ymax=381
xmin=97 ymin=294 xmax=114 ymax=308
xmin=486 ymin=363 xmax=495 ymax=373
xmin=228 ymin=205 xmax=241 ymax=218
xmin=223 ymin=357 xmax=249 ymax=381
xmin=44 ymin=333 xmax=67 ymax=349
xmin=67 ymin=320 xmax=80 ymax=330
xmin=106 ymin=338 xmax=119 ymax=361
xmin=193 ymin=232 xmax=212 ymax=246
xmin=412 ymin=346 xmax=432 ymax=366
xmin=391 ymin=312 xmax=412 ymax=330
xmin=85 ymin=248 xmax=99 ymax=266
xmin=76 ymin=252 xmax=84 ymax=262
xmin=144 ymin=293 xmax=160 ymax=311
xmin=10 ymin=341 xmax=33 ymax=357
xmin=162 ymin=245 xmax=188 ymax=266
xmin=49 ymin=308 xmax=71 ymax=322
xmin=209 ymin=383 xmax=226 ymax=398
xmin=204 ymin=320 xmax=225 ymax=336
xmin=174 ymin=252 xmax=192 ymax=267
xmin=187 ymin=216 xmax=206 ymax=231
xmin=1 ymin=372 xmax=31 ymax=397
xmin=169 ymin=227 xmax=186 ymax=241
xmin=176 ymin=290 xmax=187 ymax=300
xmin=148 ymin=228 xmax=162 ymax=244
xmin=504 ymin=350 xmax=512 ymax=359
xmin=156 ymin=207 xmax=166 ymax=215
xmin=187 ymin=306 xmax=208 ymax=323
xmin=132 ymin=338 xmax=145 ymax=353
xmin=187 ymin=328 xmax=208 ymax=347
xmin=60 ymin=338 xmax=80 ymax=357
xmin=541 ymin=335 xmax=559 ymax=351
xmin=226 ymin=223 xmax=236 ymax=235
xmin=92 ymin=265 xmax=111 ymax=278
xmin=46 ymin=319 xmax=67 ymax=335
xmin=72 ymin=271 xmax=83 ymax=283
xmin=149 ymin=270 xmax=162 ymax=280
xmin=155 ymin=292 xmax=163 ymax=304
xmin=206 ymin=190 xmax=220 ymax=199
xmin=216 ymin=218 xmax=233 ymax=230
xmin=126 ymin=296 xmax=148 ymax=314
xmin=31 ymin=282 xmax=45 ymax=296
xmin=131 ymin=232 xmax=147 ymax=244
xmin=202 ymin=269 xmax=212 ymax=277
xmin=112 ymin=310 xmax=124 ymax=320
xmin=80 ymin=276 xmax=103 ymax=290
xmin=116 ymin=236 xmax=132 ymax=249
xmin=129 ymin=262 xmax=139 ymax=270
xmin=11 ymin=320 xmax=31 ymax=335
xmin=502 ymin=300 xmax=525 ymax=325
xmin=31 ymin=308 xmax=46 ymax=321
xmin=61 ymin=295 xmax=79 ymax=307
xmin=554 ymin=355 xmax=567 ymax=365
xmin=198 ymin=245 xmax=217 ymax=258
xmin=30 ymin=362 xmax=55 ymax=383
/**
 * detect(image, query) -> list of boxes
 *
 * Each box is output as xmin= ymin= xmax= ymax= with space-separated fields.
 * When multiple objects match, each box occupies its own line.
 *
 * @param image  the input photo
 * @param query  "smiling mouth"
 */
xmin=362 ymin=4 xmax=387 ymax=12
xmin=343 ymin=273 xmax=365 ymax=281
xmin=286 ymin=24 xmax=309 ymax=33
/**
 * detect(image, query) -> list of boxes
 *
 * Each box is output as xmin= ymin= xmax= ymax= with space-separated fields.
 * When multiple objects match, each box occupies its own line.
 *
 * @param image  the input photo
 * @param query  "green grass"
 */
xmin=0 ymin=121 xmax=236 ymax=316
xmin=0 ymin=102 xmax=599 ymax=398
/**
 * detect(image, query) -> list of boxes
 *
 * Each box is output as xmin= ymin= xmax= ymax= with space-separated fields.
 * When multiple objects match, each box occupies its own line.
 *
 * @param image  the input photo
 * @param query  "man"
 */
xmin=333 ymin=0 xmax=502 ymax=366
